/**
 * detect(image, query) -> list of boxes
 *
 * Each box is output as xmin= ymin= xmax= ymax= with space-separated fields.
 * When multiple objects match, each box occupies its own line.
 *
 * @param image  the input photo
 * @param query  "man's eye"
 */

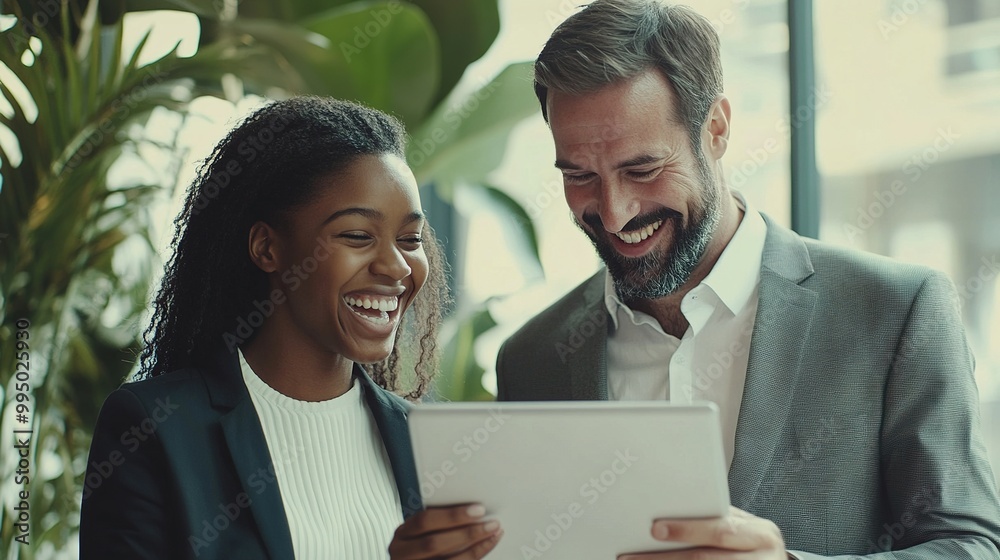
xmin=563 ymin=173 xmax=594 ymax=185
xmin=628 ymin=168 xmax=660 ymax=180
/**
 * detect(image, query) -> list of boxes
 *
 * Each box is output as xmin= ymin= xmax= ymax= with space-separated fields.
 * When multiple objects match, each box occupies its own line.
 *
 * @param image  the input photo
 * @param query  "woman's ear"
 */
xmin=248 ymin=221 xmax=281 ymax=273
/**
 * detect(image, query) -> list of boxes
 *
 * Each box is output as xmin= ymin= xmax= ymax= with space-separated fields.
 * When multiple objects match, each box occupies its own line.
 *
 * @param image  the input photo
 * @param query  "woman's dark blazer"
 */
xmin=79 ymin=347 xmax=422 ymax=560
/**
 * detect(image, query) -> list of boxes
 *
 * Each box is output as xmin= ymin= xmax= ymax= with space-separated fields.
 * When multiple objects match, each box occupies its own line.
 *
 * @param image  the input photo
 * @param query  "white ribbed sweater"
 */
xmin=238 ymin=350 xmax=403 ymax=559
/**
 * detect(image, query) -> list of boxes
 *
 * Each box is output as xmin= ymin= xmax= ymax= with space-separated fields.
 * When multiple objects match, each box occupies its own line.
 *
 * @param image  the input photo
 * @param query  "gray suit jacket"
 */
xmin=496 ymin=215 xmax=1000 ymax=559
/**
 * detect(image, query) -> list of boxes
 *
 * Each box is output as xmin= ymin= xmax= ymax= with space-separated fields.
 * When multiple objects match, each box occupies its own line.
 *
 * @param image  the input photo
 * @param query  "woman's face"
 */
xmin=256 ymin=153 xmax=429 ymax=364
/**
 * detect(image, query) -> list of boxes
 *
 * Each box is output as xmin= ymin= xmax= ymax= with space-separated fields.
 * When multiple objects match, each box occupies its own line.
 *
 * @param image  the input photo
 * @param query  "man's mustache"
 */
xmin=581 ymin=207 xmax=682 ymax=234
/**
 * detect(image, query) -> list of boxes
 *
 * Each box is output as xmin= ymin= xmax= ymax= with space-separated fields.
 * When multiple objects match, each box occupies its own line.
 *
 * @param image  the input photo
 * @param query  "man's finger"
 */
xmin=618 ymin=548 xmax=759 ymax=560
xmin=649 ymin=509 xmax=783 ymax=551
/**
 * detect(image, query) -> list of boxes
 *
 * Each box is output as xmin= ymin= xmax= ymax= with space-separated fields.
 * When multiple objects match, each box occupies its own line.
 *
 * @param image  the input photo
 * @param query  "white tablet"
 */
xmin=407 ymin=401 xmax=730 ymax=559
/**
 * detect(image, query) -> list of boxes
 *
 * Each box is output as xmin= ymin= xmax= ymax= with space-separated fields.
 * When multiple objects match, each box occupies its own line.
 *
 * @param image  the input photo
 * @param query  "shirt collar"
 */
xmin=603 ymin=191 xmax=767 ymax=326
xmin=700 ymin=192 xmax=766 ymax=316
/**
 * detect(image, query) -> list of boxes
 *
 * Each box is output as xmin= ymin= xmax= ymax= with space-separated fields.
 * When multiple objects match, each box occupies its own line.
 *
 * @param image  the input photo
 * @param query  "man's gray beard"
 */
xmin=583 ymin=158 xmax=723 ymax=303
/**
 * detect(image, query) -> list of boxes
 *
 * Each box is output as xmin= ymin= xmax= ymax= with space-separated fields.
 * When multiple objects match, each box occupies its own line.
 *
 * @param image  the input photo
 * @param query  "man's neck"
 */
xmin=631 ymin=194 xmax=744 ymax=338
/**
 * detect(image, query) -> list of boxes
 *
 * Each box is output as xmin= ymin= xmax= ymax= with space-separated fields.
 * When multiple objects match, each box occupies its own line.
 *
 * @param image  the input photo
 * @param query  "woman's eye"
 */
xmin=339 ymin=233 xmax=373 ymax=242
xmin=399 ymin=236 xmax=423 ymax=247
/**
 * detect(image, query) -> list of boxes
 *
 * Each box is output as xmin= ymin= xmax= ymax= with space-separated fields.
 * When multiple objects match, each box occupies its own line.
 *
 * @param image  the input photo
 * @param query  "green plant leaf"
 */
xmin=120 ymin=0 xmax=220 ymax=18
xmin=409 ymin=60 xmax=538 ymax=186
xmin=407 ymin=0 xmax=499 ymax=106
xmin=235 ymin=0 xmax=358 ymax=21
xmin=466 ymin=184 xmax=543 ymax=282
xmin=299 ymin=1 xmax=440 ymax=127
xmin=434 ymin=306 xmax=497 ymax=402
xmin=219 ymin=18 xmax=344 ymax=95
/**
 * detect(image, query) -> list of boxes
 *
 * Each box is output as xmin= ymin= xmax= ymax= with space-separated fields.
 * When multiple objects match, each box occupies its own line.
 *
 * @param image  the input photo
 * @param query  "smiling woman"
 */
xmin=77 ymin=97 xmax=501 ymax=559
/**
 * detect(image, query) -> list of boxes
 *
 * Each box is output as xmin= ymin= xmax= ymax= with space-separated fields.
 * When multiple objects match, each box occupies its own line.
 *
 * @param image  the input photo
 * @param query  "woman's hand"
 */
xmin=389 ymin=504 xmax=503 ymax=559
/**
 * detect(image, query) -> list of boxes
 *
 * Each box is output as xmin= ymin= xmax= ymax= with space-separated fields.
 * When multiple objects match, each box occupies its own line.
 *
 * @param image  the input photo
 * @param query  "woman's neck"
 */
xmin=240 ymin=319 xmax=354 ymax=402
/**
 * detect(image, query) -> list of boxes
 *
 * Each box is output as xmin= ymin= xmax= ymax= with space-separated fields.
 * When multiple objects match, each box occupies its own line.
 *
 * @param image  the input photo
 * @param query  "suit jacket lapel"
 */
xmin=728 ymin=216 xmax=817 ymax=510
xmin=205 ymin=348 xmax=296 ymax=560
xmin=356 ymin=368 xmax=422 ymax=518
xmin=219 ymin=403 xmax=296 ymax=559
xmin=567 ymin=272 xmax=610 ymax=400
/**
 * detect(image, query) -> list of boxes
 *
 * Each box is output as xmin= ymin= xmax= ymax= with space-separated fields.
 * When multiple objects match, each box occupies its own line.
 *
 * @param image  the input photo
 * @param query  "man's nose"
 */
xmin=597 ymin=178 xmax=640 ymax=233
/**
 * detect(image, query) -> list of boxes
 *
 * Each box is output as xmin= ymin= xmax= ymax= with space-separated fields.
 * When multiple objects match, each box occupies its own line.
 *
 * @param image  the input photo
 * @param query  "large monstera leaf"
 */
xmin=115 ymin=0 xmax=499 ymax=125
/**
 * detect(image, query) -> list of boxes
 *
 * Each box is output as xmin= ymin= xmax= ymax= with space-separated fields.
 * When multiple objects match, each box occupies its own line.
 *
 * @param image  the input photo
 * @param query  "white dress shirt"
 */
xmin=605 ymin=194 xmax=767 ymax=470
xmin=238 ymin=350 xmax=403 ymax=559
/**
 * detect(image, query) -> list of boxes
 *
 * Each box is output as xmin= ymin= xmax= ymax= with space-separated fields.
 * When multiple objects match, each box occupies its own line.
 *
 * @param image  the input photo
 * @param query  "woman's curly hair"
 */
xmin=138 ymin=96 xmax=447 ymax=400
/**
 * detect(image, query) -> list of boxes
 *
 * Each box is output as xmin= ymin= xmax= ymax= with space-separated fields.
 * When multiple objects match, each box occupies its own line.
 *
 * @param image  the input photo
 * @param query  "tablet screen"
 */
xmin=408 ymin=401 xmax=730 ymax=559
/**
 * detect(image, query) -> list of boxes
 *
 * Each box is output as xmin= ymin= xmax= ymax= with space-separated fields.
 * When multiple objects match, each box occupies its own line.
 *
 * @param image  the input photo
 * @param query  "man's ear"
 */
xmin=248 ymin=221 xmax=281 ymax=273
xmin=703 ymin=94 xmax=731 ymax=160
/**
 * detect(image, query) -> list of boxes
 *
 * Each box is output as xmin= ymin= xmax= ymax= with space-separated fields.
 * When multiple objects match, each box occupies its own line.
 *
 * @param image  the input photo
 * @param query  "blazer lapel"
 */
xmin=356 ymin=368 xmax=423 ymax=518
xmin=567 ymin=272 xmax=610 ymax=400
xmin=728 ymin=216 xmax=817 ymax=510
xmin=205 ymin=348 xmax=296 ymax=560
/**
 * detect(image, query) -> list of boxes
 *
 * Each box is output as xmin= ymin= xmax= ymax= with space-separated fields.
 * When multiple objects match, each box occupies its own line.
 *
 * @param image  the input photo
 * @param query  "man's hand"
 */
xmin=618 ymin=506 xmax=787 ymax=560
xmin=389 ymin=504 xmax=503 ymax=559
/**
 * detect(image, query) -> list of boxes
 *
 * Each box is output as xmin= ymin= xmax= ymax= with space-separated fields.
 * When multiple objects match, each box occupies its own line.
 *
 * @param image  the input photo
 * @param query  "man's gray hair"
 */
xmin=534 ymin=0 xmax=724 ymax=153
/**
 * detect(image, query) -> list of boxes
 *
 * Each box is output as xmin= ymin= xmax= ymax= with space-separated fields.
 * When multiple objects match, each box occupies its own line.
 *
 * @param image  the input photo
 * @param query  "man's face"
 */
xmin=547 ymin=69 xmax=723 ymax=303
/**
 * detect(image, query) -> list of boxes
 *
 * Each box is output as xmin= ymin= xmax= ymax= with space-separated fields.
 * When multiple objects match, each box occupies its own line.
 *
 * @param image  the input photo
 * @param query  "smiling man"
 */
xmin=495 ymin=1 xmax=1000 ymax=559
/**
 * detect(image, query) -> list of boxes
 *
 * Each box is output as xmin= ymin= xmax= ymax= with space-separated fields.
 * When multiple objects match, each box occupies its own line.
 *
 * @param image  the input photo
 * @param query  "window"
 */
xmin=815 ymin=0 xmax=1000 ymax=476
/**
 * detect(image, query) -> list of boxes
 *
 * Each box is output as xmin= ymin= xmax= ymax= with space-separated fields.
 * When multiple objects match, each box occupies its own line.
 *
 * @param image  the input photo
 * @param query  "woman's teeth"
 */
xmin=615 ymin=219 xmax=663 ymax=244
xmin=345 ymin=296 xmax=399 ymax=313
xmin=345 ymin=295 xmax=399 ymax=326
